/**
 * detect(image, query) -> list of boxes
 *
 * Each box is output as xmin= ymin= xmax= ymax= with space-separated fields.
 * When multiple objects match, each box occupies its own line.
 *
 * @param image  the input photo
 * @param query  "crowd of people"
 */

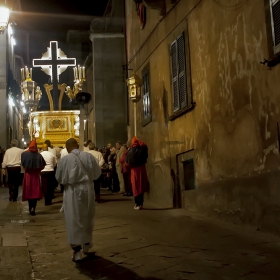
xmin=0 ymin=136 xmax=149 ymax=262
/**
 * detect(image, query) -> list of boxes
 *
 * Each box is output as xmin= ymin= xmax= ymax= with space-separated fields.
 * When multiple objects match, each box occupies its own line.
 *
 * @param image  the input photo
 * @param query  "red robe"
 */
xmin=130 ymin=165 xmax=149 ymax=196
xmin=21 ymin=140 xmax=46 ymax=201
xmin=125 ymin=136 xmax=149 ymax=197
xmin=22 ymin=169 xmax=43 ymax=201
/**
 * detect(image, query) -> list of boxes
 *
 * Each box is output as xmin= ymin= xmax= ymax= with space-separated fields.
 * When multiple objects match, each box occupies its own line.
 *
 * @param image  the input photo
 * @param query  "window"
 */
xmin=270 ymin=0 xmax=280 ymax=54
xmin=142 ymin=69 xmax=152 ymax=126
xmin=170 ymin=32 xmax=193 ymax=117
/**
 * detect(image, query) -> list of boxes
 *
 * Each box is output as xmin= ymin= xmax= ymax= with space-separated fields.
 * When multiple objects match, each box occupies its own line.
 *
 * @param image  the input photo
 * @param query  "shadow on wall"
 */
xmin=76 ymin=254 xmax=161 ymax=279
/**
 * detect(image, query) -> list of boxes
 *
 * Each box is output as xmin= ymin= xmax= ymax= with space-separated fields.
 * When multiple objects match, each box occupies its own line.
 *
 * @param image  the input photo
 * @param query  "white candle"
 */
xmin=78 ymin=65 xmax=82 ymax=80
xmin=73 ymin=67 xmax=76 ymax=80
xmin=25 ymin=67 xmax=29 ymax=78
xmin=30 ymin=68 xmax=32 ymax=79
xmin=82 ymin=67 xmax=85 ymax=79
xmin=21 ymin=68 xmax=24 ymax=81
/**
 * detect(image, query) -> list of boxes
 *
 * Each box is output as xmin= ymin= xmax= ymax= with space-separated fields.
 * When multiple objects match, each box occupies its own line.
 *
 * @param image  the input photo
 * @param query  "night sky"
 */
xmin=12 ymin=0 xmax=110 ymax=111
xmin=17 ymin=0 xmax=109 ymax=31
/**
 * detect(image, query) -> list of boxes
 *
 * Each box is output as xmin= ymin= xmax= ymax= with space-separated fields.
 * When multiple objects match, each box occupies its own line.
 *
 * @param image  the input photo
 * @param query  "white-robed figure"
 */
xmin=55 ymin=138 xmax=101 ymax=262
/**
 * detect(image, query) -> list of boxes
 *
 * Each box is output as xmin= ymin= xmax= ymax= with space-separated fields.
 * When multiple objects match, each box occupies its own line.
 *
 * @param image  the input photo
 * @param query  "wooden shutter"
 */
xmin=271 ymin=0 xmax=280 ymax=53
xmin=170 ymin=41 xmax=179 ymax=112
xmin=177 ymin=34 xmax=187 ymax=108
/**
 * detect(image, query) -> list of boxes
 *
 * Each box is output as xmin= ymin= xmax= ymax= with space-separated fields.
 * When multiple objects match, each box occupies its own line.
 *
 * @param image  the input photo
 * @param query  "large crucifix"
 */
xmin=33 ymin=41 xmax=76 ymax=110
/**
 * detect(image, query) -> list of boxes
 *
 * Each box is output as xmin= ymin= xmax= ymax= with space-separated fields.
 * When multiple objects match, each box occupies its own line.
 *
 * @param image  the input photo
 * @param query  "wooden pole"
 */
xmin=134 ymin=102 xmax=137 ymax=136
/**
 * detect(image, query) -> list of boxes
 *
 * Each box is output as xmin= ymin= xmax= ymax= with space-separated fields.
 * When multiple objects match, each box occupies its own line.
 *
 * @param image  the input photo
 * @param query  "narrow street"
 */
xmin=0 ymin=186 xmax=280 ymax=280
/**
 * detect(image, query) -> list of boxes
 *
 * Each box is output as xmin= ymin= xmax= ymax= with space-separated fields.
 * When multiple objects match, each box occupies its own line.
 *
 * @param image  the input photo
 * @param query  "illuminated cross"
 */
xmin=33 ymin=41 xmax=76 ymax=110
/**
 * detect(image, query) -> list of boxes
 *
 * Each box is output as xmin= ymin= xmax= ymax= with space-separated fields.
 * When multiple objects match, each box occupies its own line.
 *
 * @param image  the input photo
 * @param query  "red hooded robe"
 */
xmin=125 ymin=136 xmax=149 ymax=197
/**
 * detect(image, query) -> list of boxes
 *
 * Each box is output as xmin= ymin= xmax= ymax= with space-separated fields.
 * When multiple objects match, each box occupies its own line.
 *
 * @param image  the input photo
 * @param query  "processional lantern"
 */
xmin=20 ymin=67 xmax=42 ymax=140
xmin=20 ymin=67 xmax=42 ymax=113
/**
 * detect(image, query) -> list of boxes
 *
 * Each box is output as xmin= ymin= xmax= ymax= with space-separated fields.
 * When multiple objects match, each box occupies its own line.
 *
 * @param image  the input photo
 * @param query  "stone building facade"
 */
xmin=125 ymin=0 xmax=280 ymax=234
xmin=0 ymin=0 xmax=24 ymax=150
xmin=85 ymin=0 xmax=128 ymax=148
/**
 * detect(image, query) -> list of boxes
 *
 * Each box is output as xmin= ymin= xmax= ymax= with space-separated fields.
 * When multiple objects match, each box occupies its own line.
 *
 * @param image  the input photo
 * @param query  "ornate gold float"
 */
xmin=28 ymin=110 xmax=80 ymax=147
xmin=20 ymin=41 xmax=87 ymax=148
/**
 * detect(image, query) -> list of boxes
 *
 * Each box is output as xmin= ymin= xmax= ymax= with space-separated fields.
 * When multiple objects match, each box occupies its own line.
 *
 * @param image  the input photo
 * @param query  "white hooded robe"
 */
xmin=55 ymin=149 xmax=101 ymax=245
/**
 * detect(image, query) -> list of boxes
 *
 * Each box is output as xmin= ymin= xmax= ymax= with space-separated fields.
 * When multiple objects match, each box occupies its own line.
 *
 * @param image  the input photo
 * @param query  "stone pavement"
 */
xmin=1 ymin=186 xmax=280 ymax=280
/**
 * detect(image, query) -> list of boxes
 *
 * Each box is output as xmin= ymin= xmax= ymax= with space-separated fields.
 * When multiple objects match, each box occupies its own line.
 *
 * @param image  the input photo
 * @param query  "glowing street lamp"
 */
xmin=0 ymin=5 xmax=10 ymax=35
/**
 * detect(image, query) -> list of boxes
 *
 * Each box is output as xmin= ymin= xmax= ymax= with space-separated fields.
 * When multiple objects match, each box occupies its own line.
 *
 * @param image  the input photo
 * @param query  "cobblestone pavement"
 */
xmin=1 ymin=186 xmax=280 ymax=280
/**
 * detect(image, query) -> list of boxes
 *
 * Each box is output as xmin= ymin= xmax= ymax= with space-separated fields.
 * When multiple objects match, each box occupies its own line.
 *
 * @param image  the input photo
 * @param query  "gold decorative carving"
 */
xmin=43 ymin=83 xmax=67 ymax=111
xmin=35 ymin=86 xmax=42 ymax=101
xmin=42 ymin=133 xmax=72 ymax=140
xmin=65 ymin=65 xmax=86 ymax=101
xmin=65 ymin=80 xmax=83 ymax=101
xmin=30 ymin=110 xmax=80 ymax=147
xmin=44 ymin=84 xmax=54 ymax=111
xmin=46 ymin=117 xmax=68 ymax=132
xmin=58 ymin=83 xmax=67 ymax=110
xmin=50 ymin=119 xmax=64 ymax=129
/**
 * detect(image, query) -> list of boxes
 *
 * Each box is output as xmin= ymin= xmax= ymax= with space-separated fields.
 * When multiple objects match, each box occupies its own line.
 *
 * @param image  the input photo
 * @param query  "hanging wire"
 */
xmin=212 ymin=0 xmax=247 ymax=11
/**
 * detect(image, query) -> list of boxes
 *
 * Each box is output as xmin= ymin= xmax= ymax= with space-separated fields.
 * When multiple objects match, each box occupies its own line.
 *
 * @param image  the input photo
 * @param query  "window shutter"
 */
xmin=271 ymin=0 xmax=280 ymax=53
xmin=170 ymin=41 xmax=179 ymax=112
xmin=177 ymin=34 xmax=187 ymax=108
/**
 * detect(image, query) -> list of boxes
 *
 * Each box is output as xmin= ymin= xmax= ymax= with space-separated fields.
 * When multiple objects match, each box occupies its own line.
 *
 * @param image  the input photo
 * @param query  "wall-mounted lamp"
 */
xmin=0 ymin=4 xmax=10 ymax=35
xmin=126 ymin=72 xmax=142 ymax=136
xmin=127 ymin=72 xmax=142 ymax=102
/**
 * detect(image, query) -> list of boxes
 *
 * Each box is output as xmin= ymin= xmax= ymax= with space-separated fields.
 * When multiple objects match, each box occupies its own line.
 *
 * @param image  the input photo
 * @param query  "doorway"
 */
xmin=175 ymin=149 xmax=195 ymax=208
xmin=183 ymin=158 xmax=195 ymax=190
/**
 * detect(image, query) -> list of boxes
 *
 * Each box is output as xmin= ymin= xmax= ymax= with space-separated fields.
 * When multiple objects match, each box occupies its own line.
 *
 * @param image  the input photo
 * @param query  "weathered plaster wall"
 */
xmin=190 ymin=0 xmax=280 ymax=182
xmin=126 ymin=0 xmax=201 ymax=208
xmin=184 ymin=0 xmax=280 ymax=233
xmin=125 ymin=0 xmax=280 ymax=233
